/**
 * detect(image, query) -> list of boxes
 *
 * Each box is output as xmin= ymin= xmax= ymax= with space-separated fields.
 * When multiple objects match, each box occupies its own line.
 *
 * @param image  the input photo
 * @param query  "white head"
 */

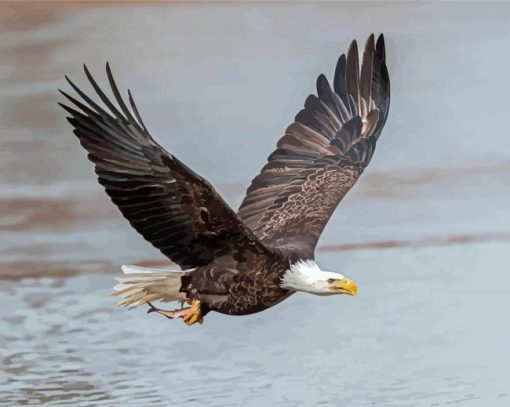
xmin=280 ymin=260 xmax=357 ymax=296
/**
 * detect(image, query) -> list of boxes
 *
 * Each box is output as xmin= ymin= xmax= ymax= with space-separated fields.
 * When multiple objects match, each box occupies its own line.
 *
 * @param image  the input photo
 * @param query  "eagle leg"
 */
xmin=146 ymin=301 xmax=190 ymax=319
xmin=182 ymin=299 xmax=203 ymax=326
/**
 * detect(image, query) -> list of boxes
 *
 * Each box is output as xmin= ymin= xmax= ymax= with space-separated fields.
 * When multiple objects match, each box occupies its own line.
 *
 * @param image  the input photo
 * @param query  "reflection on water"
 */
xmin=1 ymin=2 xmax=510 ymax=406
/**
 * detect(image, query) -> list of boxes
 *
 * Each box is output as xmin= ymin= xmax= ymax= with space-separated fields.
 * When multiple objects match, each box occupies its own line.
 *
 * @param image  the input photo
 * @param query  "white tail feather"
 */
xmin=113 ymin=265 xmax=188 ymax=308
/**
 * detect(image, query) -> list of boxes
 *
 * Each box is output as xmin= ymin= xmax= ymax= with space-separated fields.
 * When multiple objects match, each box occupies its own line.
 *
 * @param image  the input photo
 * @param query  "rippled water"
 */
xmin=1 ymin=2 xmax=510 ymax=406
xmin=2 ymin=244 xmax=509 ymax=406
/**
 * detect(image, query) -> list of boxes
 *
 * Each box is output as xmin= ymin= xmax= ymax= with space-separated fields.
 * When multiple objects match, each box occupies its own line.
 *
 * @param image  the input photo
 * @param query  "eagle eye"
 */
xmin=327 ymin=278 xmax=336 ymax=284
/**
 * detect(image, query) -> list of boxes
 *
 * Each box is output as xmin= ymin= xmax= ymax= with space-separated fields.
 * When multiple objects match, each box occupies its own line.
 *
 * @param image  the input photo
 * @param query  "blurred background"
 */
xmin=1 ymin=1 xmax=509 ymax=406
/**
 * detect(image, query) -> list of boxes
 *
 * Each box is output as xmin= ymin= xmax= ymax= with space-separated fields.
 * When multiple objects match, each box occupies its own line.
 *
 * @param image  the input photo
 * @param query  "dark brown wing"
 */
xmin=60 ymin=64 xmax=266 ymax=269
xmin=238 ymin=34 xmax=390 ymax=260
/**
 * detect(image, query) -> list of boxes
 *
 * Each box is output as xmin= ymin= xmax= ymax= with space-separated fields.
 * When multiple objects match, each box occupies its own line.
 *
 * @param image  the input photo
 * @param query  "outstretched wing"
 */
xmin=60 ymin=64 xmax=265 ymax=269
xmin=238 ymin=34 xmax=390 ymax=260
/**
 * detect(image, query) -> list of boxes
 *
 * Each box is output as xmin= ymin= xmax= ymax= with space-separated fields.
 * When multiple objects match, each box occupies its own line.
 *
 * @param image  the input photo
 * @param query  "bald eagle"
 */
xmin=59 ymin=34 xmax=390 ymax=325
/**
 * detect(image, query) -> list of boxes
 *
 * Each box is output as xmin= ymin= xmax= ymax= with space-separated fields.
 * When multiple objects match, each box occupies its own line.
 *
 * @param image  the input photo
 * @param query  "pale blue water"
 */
xmin=1 ymin=2 xmax=509 ymax=405
xmin=1 ymin=242 xmax=509 ymax=406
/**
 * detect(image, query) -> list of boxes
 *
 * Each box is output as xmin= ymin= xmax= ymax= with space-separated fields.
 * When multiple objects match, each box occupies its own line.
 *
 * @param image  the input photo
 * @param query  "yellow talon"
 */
xmin=183 ymin=300 xmax=203 ymax=326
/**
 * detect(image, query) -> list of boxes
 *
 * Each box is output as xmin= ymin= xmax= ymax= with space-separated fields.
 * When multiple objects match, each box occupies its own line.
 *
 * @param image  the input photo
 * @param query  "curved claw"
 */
xmin=183 ymin=300 xmax=203 ymax=325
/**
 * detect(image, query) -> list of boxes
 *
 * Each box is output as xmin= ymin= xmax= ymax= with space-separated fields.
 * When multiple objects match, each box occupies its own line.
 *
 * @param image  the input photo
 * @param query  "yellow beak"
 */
xmin=332 ymin=278 xmax=358 ymax=296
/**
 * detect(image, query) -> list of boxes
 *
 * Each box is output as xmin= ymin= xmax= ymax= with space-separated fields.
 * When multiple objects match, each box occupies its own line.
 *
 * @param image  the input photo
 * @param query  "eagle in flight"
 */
xmin=60 ymin=34 xmax=390 ymax=326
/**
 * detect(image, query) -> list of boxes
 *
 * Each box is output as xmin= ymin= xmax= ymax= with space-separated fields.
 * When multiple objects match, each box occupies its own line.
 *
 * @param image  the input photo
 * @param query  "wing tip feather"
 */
xmin=376 ymin=33 xmax=386 ymax=60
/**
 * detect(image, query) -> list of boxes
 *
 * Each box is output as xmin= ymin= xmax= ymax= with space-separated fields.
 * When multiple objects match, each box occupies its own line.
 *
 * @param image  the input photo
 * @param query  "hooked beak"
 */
xmin=332 ymin=278 xmax=358 ymax=296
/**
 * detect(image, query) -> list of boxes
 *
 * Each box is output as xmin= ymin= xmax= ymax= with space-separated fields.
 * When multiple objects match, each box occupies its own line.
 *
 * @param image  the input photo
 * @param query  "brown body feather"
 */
xmin=60 ymin=34 xmax=390 ymax=316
